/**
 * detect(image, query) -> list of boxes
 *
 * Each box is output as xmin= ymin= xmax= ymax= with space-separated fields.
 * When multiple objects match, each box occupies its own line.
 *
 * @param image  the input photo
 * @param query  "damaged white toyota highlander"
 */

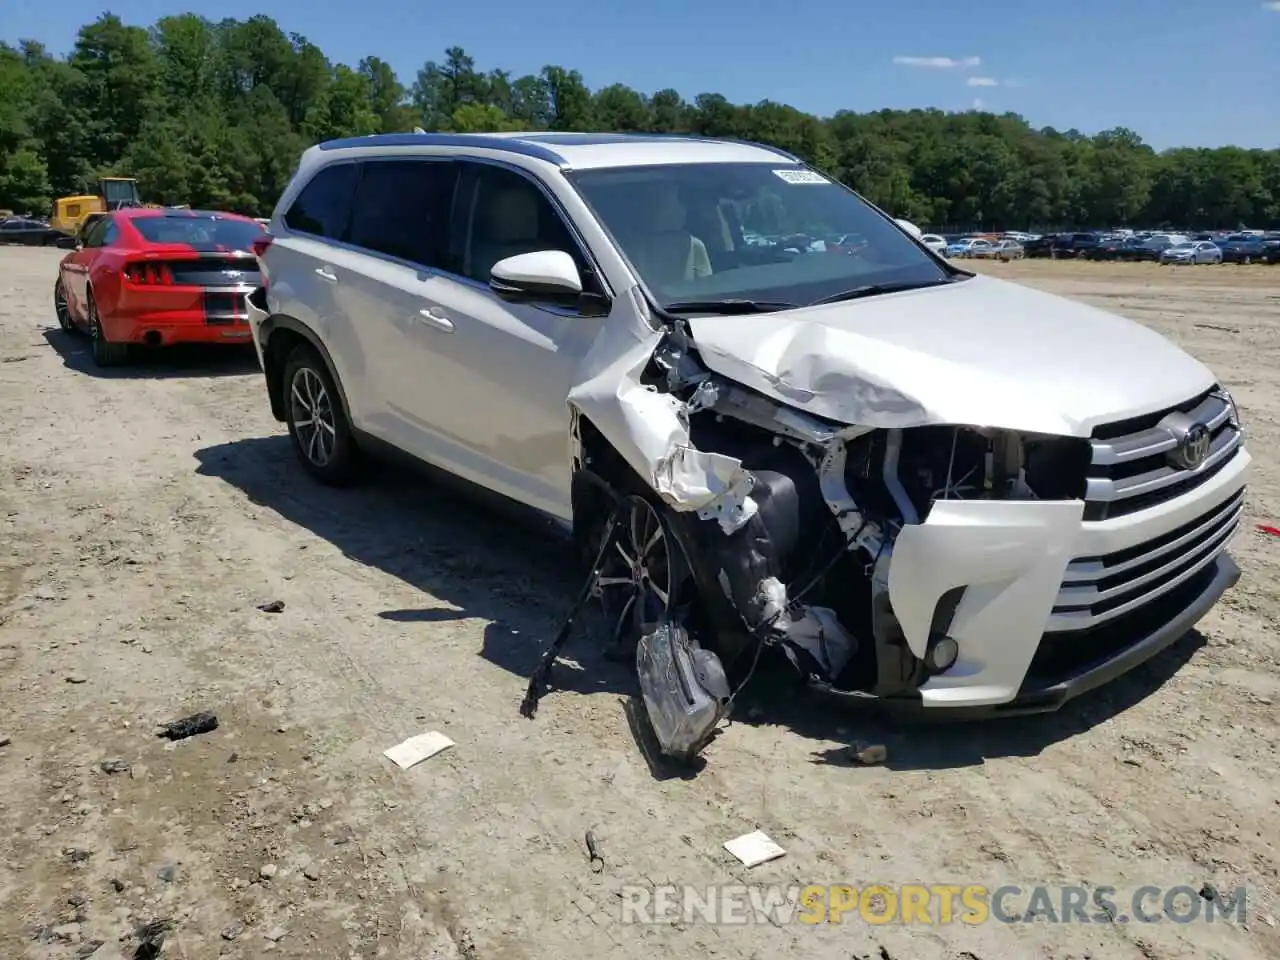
xmin=247 ymin=132 xmax=1249 ymax=761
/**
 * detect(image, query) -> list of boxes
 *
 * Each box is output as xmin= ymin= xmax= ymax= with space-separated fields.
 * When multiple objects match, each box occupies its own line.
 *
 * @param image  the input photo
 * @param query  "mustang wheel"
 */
xmin=53 ymin=278 xmax=75 ymax=333
xmin=88 ymin=293 xmax=132 ymax=367
xmin=282 ymin=343 xmax=360 ymax=485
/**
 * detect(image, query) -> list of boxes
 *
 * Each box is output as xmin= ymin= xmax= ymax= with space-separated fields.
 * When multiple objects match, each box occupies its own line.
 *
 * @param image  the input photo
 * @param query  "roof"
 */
xmin=115 ymin=207 xmax=256 ymax=222
xmin=314 ymin=131 xmax=801 ymax=170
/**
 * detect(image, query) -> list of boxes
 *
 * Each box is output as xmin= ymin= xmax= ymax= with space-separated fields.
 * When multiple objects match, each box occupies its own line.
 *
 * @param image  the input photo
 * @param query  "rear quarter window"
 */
xmin=284 ymin=163 xmax=358 ymax=240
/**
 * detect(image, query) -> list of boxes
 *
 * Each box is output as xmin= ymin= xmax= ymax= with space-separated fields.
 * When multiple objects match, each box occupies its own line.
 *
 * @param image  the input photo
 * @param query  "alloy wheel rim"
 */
xmin=290 ymin=367 xmax=337 ymax=467
xmin=594 ymin=495 xmax=676 ymax=649
xmin=55 ymin=284 xmax=68 ymax=324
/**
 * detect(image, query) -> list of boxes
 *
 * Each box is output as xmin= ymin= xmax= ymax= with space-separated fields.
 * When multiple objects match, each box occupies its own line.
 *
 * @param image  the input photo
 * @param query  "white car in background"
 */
xmin=1161 ymin=241 xmax=1222 ymax=265
xmin=249 ymin=131 xmax=1248 ymax=761
xmin=920 ymin=233 xmax=947 ymax=256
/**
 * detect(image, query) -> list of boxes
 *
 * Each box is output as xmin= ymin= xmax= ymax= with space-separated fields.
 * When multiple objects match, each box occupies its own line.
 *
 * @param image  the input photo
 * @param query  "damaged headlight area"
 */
xmin=528 ymin=325 xmax=1091 ymax=764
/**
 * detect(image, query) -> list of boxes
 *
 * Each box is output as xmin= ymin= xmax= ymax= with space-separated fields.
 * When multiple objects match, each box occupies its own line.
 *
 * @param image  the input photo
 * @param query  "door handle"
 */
xmin=417 ymin=308 xmax=454 ymax=333
xmin=314 ymin=267 xmax=337 ymax=282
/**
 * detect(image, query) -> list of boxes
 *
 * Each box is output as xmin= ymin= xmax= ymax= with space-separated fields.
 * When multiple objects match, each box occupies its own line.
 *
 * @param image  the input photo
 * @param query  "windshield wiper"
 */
xmin=662 ymin=298 xmax=800 ymax=315
xmin=809 ymin=277 xmax=961 ymax=307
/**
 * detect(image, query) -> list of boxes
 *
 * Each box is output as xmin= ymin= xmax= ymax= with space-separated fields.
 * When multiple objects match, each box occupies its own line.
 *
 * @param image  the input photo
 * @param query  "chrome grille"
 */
xmin=1084 ymin=388 xmax=1243 ymax=520
xmin=1047 ymin=487 xmax=1243 ymax=632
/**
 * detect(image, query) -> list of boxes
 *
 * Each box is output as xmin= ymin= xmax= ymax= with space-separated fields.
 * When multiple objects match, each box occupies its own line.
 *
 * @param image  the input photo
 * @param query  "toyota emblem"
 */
xmin=1177 ymin=422 xmax=1211 ymax=469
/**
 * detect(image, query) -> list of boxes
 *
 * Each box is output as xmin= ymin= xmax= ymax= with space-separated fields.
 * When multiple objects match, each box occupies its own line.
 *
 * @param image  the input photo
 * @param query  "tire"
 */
xmin=53 ymin=277 xmax=75 ymax=333
xmin=281 ymin=343 xmax=361 ymax=485
xmin=88 ymin=292 xmax=132 ymax=367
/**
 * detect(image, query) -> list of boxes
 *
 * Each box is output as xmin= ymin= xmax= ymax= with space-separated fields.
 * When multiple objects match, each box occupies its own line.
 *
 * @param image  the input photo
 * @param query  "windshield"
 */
xmin=102 ymin=180 xmax=139 ymax=204
xmin=566 ymin=163 xmax=950 ymax=308
xmin=132 ymin=215 xmax=264 ymax=250
xmin=1171 ymin=242 xmax=1194 ymax=250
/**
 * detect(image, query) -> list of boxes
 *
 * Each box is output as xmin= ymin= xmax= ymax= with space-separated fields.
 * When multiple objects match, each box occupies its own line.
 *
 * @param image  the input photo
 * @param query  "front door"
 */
xmin=396 ymin=162 xmax=607 ymax=520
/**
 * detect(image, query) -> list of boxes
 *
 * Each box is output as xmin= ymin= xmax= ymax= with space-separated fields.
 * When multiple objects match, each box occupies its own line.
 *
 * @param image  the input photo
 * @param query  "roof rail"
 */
xmin=316 ymin=132 xmax=567 ymax=165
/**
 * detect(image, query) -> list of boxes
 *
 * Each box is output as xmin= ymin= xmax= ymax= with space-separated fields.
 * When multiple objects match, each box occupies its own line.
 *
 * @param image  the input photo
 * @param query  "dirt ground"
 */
xmin=1 ymin=249 xmax=1277 ymax=960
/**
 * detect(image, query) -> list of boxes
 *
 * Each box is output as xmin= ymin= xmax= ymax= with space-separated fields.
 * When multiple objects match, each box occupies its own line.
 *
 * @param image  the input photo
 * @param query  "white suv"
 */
xmin=249 ymin=132 xmax=1247 ymax=736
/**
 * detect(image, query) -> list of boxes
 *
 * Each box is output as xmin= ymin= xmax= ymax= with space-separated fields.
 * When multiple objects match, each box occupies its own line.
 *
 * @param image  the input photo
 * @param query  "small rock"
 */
xmin=259 ymin=864 xmax=278 ymax=880
xmin=100 ymin=758 xmax=130 ymax=775
xmin=109 ymin=878 xmax=125 ymax=893
xmin=848 ymin=742 xmax=888 ymax=765
xmin=66 ymin=675 xmax=87 ymax=685
xmin=1122 ymin=758 xmax=1143 ymax=768
xmin=1200 ymin=883 xmax=1219 ymax=902
xmin=75 ymin=940 xmax=104 ymax=958
xmin=156 ymin=864 xmax=177 ymax=883
xmin=63 ymin=848 xmax=92 ymax=863
xmin=52 ymin=922 xmax=82 ymax=941
xmin=264 ymin=925 xmax=288 ymax=942
xmin=221 ymin=922 xmax=245 ymax=941
xmin=303 ymin=865 xmax=321 ymax=881
xmin=0 ymin=735 xmax=11 ymax=747
xmin=257 ymin=600 xmax=286 ymax=614
xmin=68 ymin=893 xmax=87 ymax=907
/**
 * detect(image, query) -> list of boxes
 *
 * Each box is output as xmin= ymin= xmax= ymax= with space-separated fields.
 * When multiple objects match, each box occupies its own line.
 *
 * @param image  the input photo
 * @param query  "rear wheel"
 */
xmin=282 ymin=344 xmax=360 ymax=485
xmin=53 ymin=278 xmax=74 ymax=333
xmin=88 ymin=293 xmax=132 ymax=367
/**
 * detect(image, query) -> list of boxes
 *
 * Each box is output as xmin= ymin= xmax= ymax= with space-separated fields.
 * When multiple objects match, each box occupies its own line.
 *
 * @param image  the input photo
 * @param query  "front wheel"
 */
xmin=53 ymin=277 xmax=75 ymax=332
xmin=282 ymin=344 xmax=361 ymax=485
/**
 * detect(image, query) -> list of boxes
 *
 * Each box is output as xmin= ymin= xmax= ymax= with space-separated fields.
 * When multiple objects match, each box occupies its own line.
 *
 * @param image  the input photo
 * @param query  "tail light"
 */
xmin=124 ymin=261 xmax=175 ymax=285
xmin=251 ymin=234 xmax=273 ymax=291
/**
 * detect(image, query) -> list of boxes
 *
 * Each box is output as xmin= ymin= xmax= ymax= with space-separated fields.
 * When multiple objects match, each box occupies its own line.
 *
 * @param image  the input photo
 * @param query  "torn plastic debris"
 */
xmin=635 ymin=620 xmax=731 ymax=763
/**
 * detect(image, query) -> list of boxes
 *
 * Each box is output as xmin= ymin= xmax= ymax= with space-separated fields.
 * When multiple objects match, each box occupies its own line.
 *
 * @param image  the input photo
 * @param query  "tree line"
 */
xmin=2 ymin=12 xmax=1277 ymax=229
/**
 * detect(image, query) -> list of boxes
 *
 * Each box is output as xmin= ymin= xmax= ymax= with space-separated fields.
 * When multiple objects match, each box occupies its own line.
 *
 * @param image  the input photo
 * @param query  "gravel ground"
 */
xmin=1 ymin=248 xmax=1277 ymax=959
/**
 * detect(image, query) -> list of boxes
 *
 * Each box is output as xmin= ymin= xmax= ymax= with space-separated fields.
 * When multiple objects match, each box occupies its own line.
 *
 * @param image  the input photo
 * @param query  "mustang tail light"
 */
xmin=124 ymin=261 xmax=175 ymax=285
xmin=251 ymin=234 xmax=274 ymax=291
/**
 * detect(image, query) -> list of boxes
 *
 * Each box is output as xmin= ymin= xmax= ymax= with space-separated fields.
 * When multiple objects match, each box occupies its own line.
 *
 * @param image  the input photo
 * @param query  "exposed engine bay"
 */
xmin=522 ymin=305 xmax=1093 ymax=763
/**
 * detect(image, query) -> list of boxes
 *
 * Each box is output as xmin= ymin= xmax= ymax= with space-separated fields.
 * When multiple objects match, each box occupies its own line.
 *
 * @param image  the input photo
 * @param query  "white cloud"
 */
xmin=967 ymin=77 xmax=999 ymax=87
xmin=893 ymin=55 xmax=982 ymax=69
xmin=1263 ymin=1 xmax=1280 ymax=10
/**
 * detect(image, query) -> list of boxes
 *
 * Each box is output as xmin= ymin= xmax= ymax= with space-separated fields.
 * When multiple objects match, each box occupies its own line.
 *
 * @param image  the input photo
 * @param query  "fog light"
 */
xmin=926 ymin=635 xmax=959 ymax=673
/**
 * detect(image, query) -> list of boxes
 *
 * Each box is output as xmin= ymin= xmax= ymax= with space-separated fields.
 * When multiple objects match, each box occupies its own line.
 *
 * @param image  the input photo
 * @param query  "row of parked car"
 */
xmin=977 ymin=230 xmax=1280 ymax=264
xmin=933 ymin=229 xmax=1280 ymax=264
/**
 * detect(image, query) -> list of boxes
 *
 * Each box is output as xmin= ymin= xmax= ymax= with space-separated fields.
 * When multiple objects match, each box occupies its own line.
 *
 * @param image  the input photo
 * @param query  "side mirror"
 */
xmin=895 ymin=218 xmax=923 ymax=239
xmin=490 ymin=250 xmax=583 ymax=301
xmin=55 ymin=235 xmax=79 ymax=249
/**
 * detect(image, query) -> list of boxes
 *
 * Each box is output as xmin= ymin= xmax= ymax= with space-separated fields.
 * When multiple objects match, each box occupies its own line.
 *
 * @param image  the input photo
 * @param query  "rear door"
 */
xmin=269 ymin=163 xmax=365 ymax=419
xmin=335 ymin=157 xmax=458 ymax=449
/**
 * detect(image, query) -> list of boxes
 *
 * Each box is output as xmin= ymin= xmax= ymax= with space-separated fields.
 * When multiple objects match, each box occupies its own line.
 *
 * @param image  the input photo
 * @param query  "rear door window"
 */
xmin=283 ymin=163 xmax=357 ymax=240
xmin=347 ymin=159 xmax=456 ymax=268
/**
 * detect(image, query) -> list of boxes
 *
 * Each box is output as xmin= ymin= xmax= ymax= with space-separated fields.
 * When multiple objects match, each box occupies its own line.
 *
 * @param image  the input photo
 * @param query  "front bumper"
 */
xmin=885 ymin=446 xmax=1249 ymax=710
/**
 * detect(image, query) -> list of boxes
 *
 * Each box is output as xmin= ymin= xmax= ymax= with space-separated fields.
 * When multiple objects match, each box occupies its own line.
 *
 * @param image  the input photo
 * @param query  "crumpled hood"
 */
xmin=687 ymin=274 xmax=1215 ymax=437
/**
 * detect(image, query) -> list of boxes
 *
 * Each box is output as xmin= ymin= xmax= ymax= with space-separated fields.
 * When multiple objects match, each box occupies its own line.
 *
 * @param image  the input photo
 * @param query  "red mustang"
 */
xmin=53 ymin=208 xmax=266 ymax=366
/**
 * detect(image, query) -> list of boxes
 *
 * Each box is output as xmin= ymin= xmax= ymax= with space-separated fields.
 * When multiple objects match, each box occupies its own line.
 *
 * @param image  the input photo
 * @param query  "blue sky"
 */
xmin=5 ymin=0 xmax=1278 ymax=149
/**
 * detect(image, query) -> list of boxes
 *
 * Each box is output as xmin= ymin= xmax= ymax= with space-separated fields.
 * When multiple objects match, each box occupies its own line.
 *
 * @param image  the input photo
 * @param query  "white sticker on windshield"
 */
xmin=773 ymin=169 xmax=828 ymax=185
